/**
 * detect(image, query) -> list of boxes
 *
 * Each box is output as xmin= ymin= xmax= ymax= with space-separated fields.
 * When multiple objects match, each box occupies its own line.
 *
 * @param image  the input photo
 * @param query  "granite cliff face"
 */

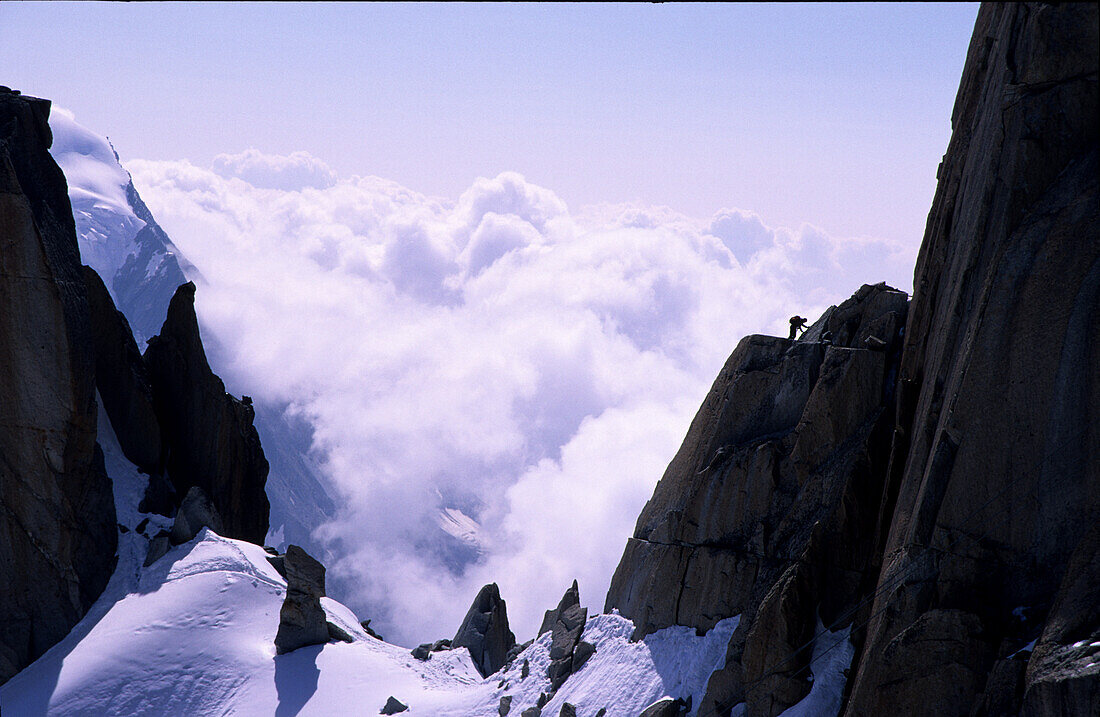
xmin=0 ymin=89 xmax=117 ymax=684
xmin=608 ymin=3 xmax=1098 ymax=715
xmin=845 ymin=3 xmax=1099 ymax=715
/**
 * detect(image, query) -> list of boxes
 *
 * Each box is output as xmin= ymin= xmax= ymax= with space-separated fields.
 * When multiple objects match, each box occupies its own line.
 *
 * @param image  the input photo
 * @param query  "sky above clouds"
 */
xmin=2 ymin=2 xmax=977 ymax=245
xmin=3 ymin=3 xmax=980 ymax=644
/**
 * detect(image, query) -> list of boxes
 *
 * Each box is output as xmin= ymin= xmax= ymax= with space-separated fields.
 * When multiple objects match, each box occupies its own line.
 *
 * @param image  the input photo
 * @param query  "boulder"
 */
xmin=274 ymin=545 xmax=329 ymax=654
xmin=144 ymin=281 xmax=270 ymax=544
xmin=266 ymin=554 xmax=287 ymax=579
xmin=380 ymin=696 xmax=408 ymax=715
xmin=411 ymin=644 xmax=432 ymax=661
xmin=327 ymin=621 xmax=353 ymax=643
xmin=559 ymin=703 xmax=576 ymax=717
xmin=0 ymin=88 xmax=117 ymax=684
xmin=452 ymin=583 xmax=517 ymax=678
xmin=572 ymin=640 xmax=596 ymax=673
xmin=503 ymin=640 xmax=531 ymax=667
xmin=169 ymin=486 xmax=225 ymax=545
xmin=143 ymin=530 xmax=172 ymax=567
xmin=498 ymin=695 xmax=512 ymax=716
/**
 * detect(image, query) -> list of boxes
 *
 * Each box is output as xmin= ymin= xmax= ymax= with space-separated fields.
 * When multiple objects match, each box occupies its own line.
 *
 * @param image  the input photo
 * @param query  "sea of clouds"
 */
xmin=128 ymin=149 xmax=914 ymax=646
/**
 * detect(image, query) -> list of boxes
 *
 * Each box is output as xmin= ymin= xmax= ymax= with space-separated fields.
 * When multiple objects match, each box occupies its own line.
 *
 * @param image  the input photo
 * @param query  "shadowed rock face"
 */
xmin=605 ymin=282 xmax=907 ymax=715
xmin=845 ymin=4 xmax=1099 ymax=715
xmin=83 ymin=265 xmax=162 ymax=473
xmin=453 ymin=583 xmax=517 ymax=678
xmin=0 ymin=89 xmax=117 ymax=684
xmin=144 ymin=282 xmax=270 ymax=544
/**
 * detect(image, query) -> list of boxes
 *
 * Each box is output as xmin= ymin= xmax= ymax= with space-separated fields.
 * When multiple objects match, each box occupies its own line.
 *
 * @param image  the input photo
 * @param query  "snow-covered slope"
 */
xmin=1 ymin=403 xmax=743 ymax=715
xmin=0 ymin=526 xmax=738 ymax=715
xmin=0 ymin=506 xmax=849 ymax=716
xmin=49 ymin=107 xmax=195 ymax=346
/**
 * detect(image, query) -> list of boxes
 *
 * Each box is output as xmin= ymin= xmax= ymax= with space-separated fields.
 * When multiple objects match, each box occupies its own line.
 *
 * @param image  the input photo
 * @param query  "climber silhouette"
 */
xmin=788 ymin=316 xmax=808 ymax=340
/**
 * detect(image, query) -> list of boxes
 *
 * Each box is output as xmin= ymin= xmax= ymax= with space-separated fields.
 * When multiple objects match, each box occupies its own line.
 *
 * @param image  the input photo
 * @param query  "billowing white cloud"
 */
xmin=212 ymin=148 xmax=337 ymax=191
xmin=128 ymin=152 xmax=916 ymax=647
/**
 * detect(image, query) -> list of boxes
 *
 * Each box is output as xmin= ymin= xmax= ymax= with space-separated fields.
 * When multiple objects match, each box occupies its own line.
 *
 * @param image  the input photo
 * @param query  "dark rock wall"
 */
xmin=144 ymin=281 xmax=270 ymax=544
xmin=0 ymin=89 xmax=117 ymax=684
xmin=845 ymin=4 xmax=1099 ymax=715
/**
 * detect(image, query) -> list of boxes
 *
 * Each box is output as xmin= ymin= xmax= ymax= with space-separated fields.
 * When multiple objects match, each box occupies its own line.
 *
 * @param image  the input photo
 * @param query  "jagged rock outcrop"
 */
xmin=83 ymin=265 xmax=162 ymax=473
xmin=0 ymin=88 xmax=117 ymax=684
xmin=453 ymin=583 xmax=517 ymax=678
xmin=606 ymin=283 xmax=907 ymax=715
xmin=274 ymin=544 xmax=330 ymax=654
xmin=144 ymin=282 xmax=270 ymax=544
xmin=546 ymin=581 xmax=593 ymax=691
xmin=844 ymin=4 xmax=1099 ymax=715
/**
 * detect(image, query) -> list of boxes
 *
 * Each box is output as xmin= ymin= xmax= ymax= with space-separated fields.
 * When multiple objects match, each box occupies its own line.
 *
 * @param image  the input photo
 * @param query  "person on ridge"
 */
xmin=788 ymin=315 xmax=808 ymax=340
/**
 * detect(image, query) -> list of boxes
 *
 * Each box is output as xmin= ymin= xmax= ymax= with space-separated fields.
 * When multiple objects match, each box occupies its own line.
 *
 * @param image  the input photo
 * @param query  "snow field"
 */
xmin=0 ymin=526 xmax=740 ymax=717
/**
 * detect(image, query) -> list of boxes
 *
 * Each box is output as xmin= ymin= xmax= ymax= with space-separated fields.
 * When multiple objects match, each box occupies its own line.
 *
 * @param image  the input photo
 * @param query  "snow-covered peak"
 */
xmin=50 ymin=107 xmax=139 ymax=221
xmin=48 ymin=106 xmax=192 ymax=347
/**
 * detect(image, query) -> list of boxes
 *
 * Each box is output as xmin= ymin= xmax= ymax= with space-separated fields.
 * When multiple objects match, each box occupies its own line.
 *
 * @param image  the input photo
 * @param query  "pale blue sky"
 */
xmin=2 ymin=2 xmax=978 ymax=245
